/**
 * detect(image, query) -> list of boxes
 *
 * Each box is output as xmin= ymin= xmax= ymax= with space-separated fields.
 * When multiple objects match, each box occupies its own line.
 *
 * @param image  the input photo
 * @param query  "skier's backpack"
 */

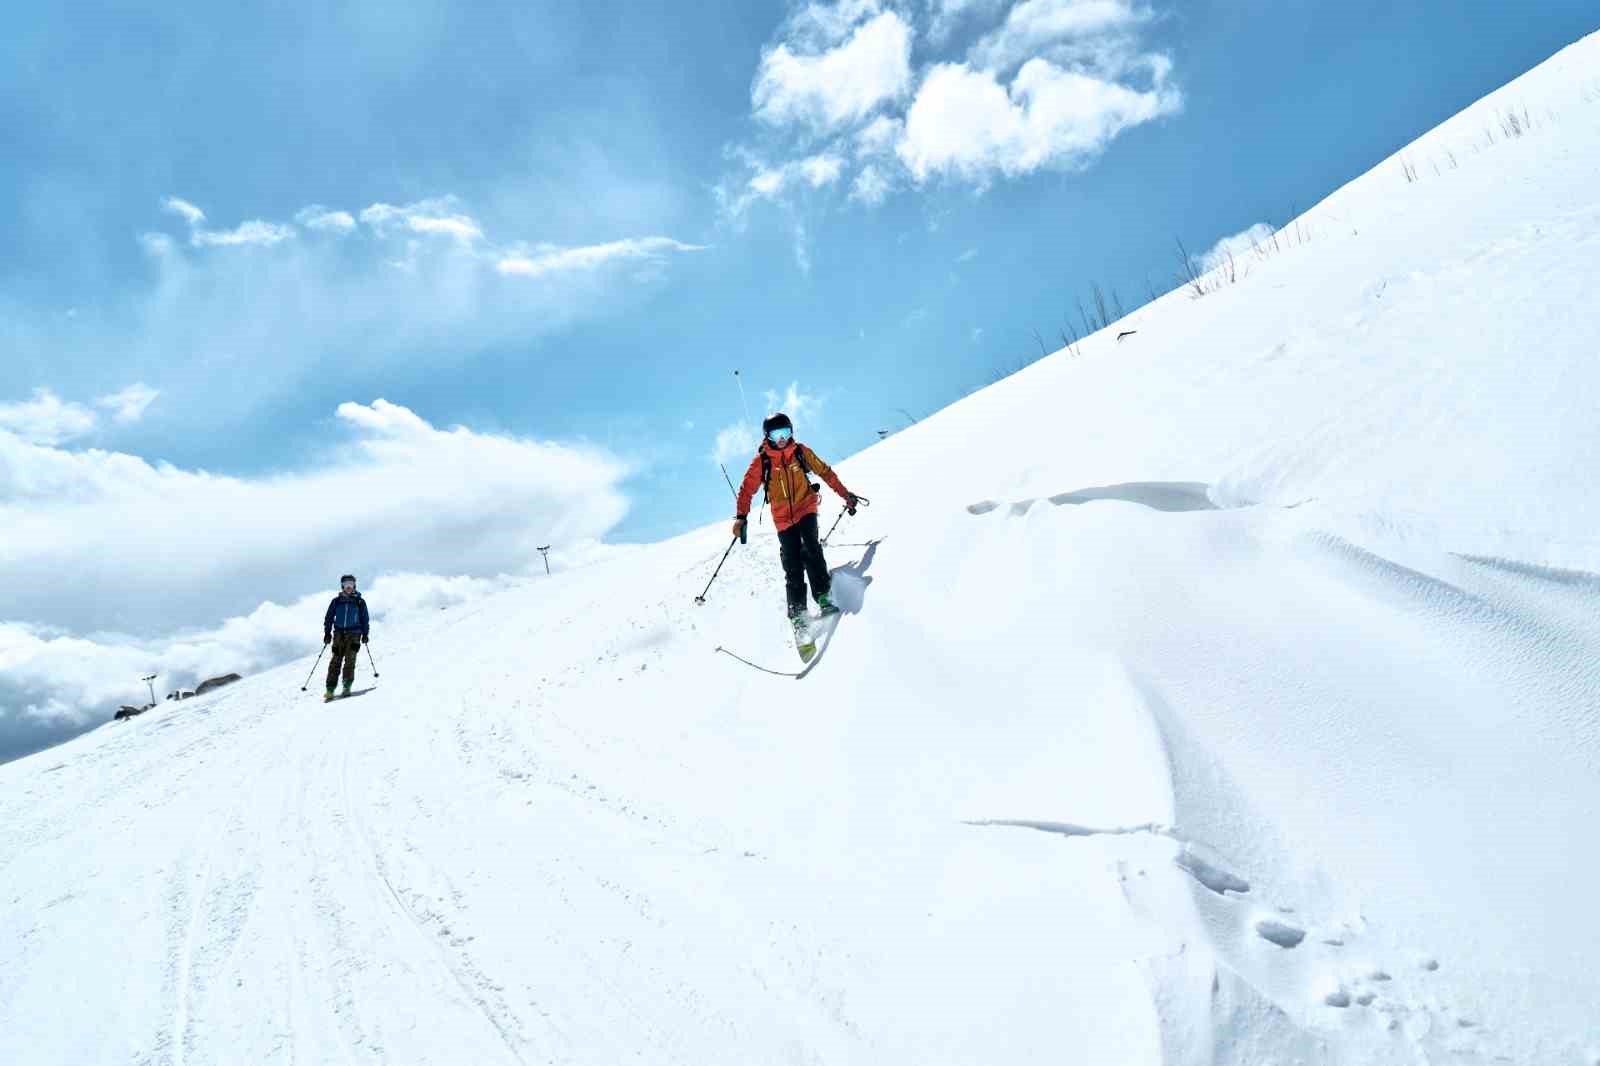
xmin=760 ymin=444 xmax=818 ymax=506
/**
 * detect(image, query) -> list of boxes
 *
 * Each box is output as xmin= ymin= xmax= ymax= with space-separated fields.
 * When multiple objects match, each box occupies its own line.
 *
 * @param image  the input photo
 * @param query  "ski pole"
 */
xmin=300 ymin=644 xmax=328 ymax=691
xmin=695 ymin=534 xmax=741 ymax=605
xmin=822 ymin=495 xmax=871 ymax=546
xmin=365 ymin=642 xmax=380 ymax=679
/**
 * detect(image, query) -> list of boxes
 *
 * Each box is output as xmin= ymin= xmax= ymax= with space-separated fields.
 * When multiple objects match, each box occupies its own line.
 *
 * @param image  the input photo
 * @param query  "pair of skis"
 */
xmin=717 ymin=607 xmax=840 ymax=678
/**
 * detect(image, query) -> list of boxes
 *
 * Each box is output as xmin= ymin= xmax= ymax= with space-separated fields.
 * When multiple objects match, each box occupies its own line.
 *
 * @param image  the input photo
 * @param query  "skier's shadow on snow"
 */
xmin=828 ymin=538 xmax=882 ymax=615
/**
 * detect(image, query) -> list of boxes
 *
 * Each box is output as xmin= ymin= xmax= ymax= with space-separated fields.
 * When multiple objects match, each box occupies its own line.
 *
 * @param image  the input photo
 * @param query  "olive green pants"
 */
xmin=326 ymin=631 xmax=362 ymax=690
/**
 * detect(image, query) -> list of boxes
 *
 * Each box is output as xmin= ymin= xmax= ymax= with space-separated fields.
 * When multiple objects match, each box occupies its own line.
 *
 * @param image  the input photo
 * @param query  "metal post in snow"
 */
xmin=537 ymin=545 xmax=551 ymax=576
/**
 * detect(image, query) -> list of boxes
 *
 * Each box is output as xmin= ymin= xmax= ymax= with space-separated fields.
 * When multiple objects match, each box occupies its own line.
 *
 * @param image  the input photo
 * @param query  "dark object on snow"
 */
xmin=166 ymin=689 xmax=195 ymax=701
xmin=114 ymin=704 xmax=153 ymax=721
xmin=1116 ymin=330 xmax=1138 ymax=341
xmin=323 ymin=591 xmax=369 ymax=639
xmin=195 ymin=673 xmax=241 ymax=696
xmin=778 ymin=514 xmax=832 ymax=618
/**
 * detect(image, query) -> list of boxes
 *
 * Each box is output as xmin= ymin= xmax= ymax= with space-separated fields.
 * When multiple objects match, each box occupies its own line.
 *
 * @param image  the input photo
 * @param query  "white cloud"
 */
xmin=958 ymin=247 xmax=980 ymax=262
xmin=713 ymin=422 xmax=756 ymax=467
xmin=850 ymin=164 xmax=893 ymax=206
xmin=162 ymin=196 xmax=206 ymax=226
xmin=723 ymin=0 xmax=1181 ymax=215
xmin=897 ymin=57 xmax=1181 ymax=183
xmin=783 ymin=0 xmax=887 ymax=48
xmin=763 ymin=381 xmax=822 ymax=424
xmin=162 ymin=196 xmax=296 ymax=247
xmin=721 ymin=152 xmax=851 ymax=219
xmin=0 ymin=388 xmax=98 ymax=445
xmin=495 ymin=237 xmax=705 ymax=278
xmin=710 ymin=381 xmax=823 ymax=468
xmin=0 ymin=398 xmax=629 ymax=639
xmin=854 ymin=115 xmax=903 ymax=157
xmin=1198 ymin=221 xmax=1277 ymax=273
xmin=360 ymin=198 xmax=484 ymax=242
xmin=800 ymin=154 xmax=846 ymax=187
xmin=296 ymin=205 xmax=357 ymax=232
xmin=95 ymin=383 xmax=160 ymax=424
xmin=753 ymin=10 xmax=914 ymax=133
xmin=191 ymin=219 xmax=295 ymax=247
xmin=969 ymin=0 xmax=1150 ymax=73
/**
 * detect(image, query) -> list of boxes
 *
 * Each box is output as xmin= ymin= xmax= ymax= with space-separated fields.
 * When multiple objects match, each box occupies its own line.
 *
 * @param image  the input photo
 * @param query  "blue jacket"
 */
xmin=324 ymin=593 xmax=370 ymax=637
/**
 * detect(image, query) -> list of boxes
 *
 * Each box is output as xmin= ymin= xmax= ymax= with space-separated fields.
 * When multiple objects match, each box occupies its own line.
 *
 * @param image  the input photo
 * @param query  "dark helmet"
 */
xmin=339 ymin=574 xmax=357 ymax=587
xmin=761 ymin=412 xmax=793 ymax=438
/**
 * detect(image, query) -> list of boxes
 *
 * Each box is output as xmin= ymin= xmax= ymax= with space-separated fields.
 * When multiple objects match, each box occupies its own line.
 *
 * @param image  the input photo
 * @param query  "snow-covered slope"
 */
xmin=5 ymin=31 xmax=1600 ymax=1066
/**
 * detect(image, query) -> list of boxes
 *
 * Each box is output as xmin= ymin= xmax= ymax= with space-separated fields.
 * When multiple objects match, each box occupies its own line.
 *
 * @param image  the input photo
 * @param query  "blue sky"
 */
xmin=1 ymin=0 xmax=1596 ymax=756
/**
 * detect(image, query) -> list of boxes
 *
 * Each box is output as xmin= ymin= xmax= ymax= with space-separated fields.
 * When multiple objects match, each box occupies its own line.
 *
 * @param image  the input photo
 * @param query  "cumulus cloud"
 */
xmin=495 ymin=237 xmax=706 ymax=278
xmin=0 ymin=400 xmax=633 ymax=759
xmin=95 ymin=383 xmax=160 ymax=424
xmin=753 ymin=10 xmax=914 ymax=133
xmin=969 ymin=0 xmax=1152 ymax=73
xmin=0 ymin=388 xmax=98 ymax=445
xmin=1198 ymin=221 xmax=1277 ymax=273
xmin=724 ymin=0 xmax=1180 ymax=212
xmin=0 ymin=399 xmax=629 ymax=636
xmin=162 ymin=196 xmax=207 ymax=226
xmin=897 ymin=57 xmax=1180 ymax=183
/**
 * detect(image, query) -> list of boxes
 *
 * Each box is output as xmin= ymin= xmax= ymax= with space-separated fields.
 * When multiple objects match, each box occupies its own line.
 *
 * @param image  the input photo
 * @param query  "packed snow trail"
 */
xmin=5 ymin=29 xmax=1600 ymax=1066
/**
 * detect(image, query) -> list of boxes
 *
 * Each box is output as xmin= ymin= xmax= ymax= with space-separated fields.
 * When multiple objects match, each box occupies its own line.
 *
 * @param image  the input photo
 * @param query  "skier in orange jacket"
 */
xmin=732 ymin=413 xmax=861 ymax=627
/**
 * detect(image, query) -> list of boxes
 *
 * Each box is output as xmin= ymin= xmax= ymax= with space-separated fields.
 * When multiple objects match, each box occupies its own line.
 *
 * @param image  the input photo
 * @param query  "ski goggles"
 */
xmin=341 ymin=580 xmax=357 ymax=590
xmin=766 ymin=426 xmax=793 ymax=445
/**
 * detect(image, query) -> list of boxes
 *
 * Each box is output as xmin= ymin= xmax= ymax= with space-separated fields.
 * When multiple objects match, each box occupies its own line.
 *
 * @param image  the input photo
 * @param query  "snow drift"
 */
xmin=4 ymin=30 xmax=1600 ymax=1066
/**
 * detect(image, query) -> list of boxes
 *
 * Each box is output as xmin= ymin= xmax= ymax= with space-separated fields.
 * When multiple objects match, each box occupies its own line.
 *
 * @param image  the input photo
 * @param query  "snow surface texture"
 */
xmin=5 ymin=31 xmax=1600 ymax=1066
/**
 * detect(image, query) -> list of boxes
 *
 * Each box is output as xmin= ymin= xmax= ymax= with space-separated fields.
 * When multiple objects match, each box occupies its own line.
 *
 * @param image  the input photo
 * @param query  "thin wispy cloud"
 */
xmin=496 ymin=237 xmax=707 ymax=278
xmin=95 ymin=383 xmax=160 ymax=424
xmin=295 ymin=205 xmax=357 ymax=232
xmin=362 ymin=199 xmax=484 ymax=242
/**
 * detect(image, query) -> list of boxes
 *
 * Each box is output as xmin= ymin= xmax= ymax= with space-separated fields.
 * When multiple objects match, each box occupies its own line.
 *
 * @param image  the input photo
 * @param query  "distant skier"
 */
xmin=733 ymin=413 xmax=861 ymax=636
xmin=322 ymin=574 xmax=369 ymax=701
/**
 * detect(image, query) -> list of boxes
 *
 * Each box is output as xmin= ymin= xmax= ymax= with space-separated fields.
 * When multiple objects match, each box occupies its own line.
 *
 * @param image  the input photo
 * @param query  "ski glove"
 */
xmin=361 ymin=635 xmax=369 ymax=644
xmin=732 ymin=516 xmax=748 ymax=543
xmin=846 ymin=493 xmax=859 ymax=516
xmin=323 ymin=633 xmax=331 ymax=645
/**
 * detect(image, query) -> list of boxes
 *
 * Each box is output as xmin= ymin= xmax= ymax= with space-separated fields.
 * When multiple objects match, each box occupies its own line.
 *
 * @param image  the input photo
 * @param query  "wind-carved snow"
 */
xmin=6 ymin=28 xmax=1600 ymax=1066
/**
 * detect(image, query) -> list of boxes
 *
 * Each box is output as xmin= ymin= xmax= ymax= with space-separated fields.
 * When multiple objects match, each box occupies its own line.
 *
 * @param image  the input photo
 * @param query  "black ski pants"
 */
xmin=777 ymin=513 xmax=831 ymax=615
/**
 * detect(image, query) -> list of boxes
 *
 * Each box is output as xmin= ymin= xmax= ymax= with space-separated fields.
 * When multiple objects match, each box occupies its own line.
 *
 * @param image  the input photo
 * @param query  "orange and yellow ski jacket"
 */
xmin=735 ymin=441 xmax=850 ymax=533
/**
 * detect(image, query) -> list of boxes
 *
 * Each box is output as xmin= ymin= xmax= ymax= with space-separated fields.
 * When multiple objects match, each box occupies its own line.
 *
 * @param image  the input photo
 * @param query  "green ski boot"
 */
xmin=817 ymin=592 xmax=840 ymax=618
xmin=341 ymin=683 xmax=353 ymax=699
xmin=324 ymin=687 xmax=337 ymax=703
